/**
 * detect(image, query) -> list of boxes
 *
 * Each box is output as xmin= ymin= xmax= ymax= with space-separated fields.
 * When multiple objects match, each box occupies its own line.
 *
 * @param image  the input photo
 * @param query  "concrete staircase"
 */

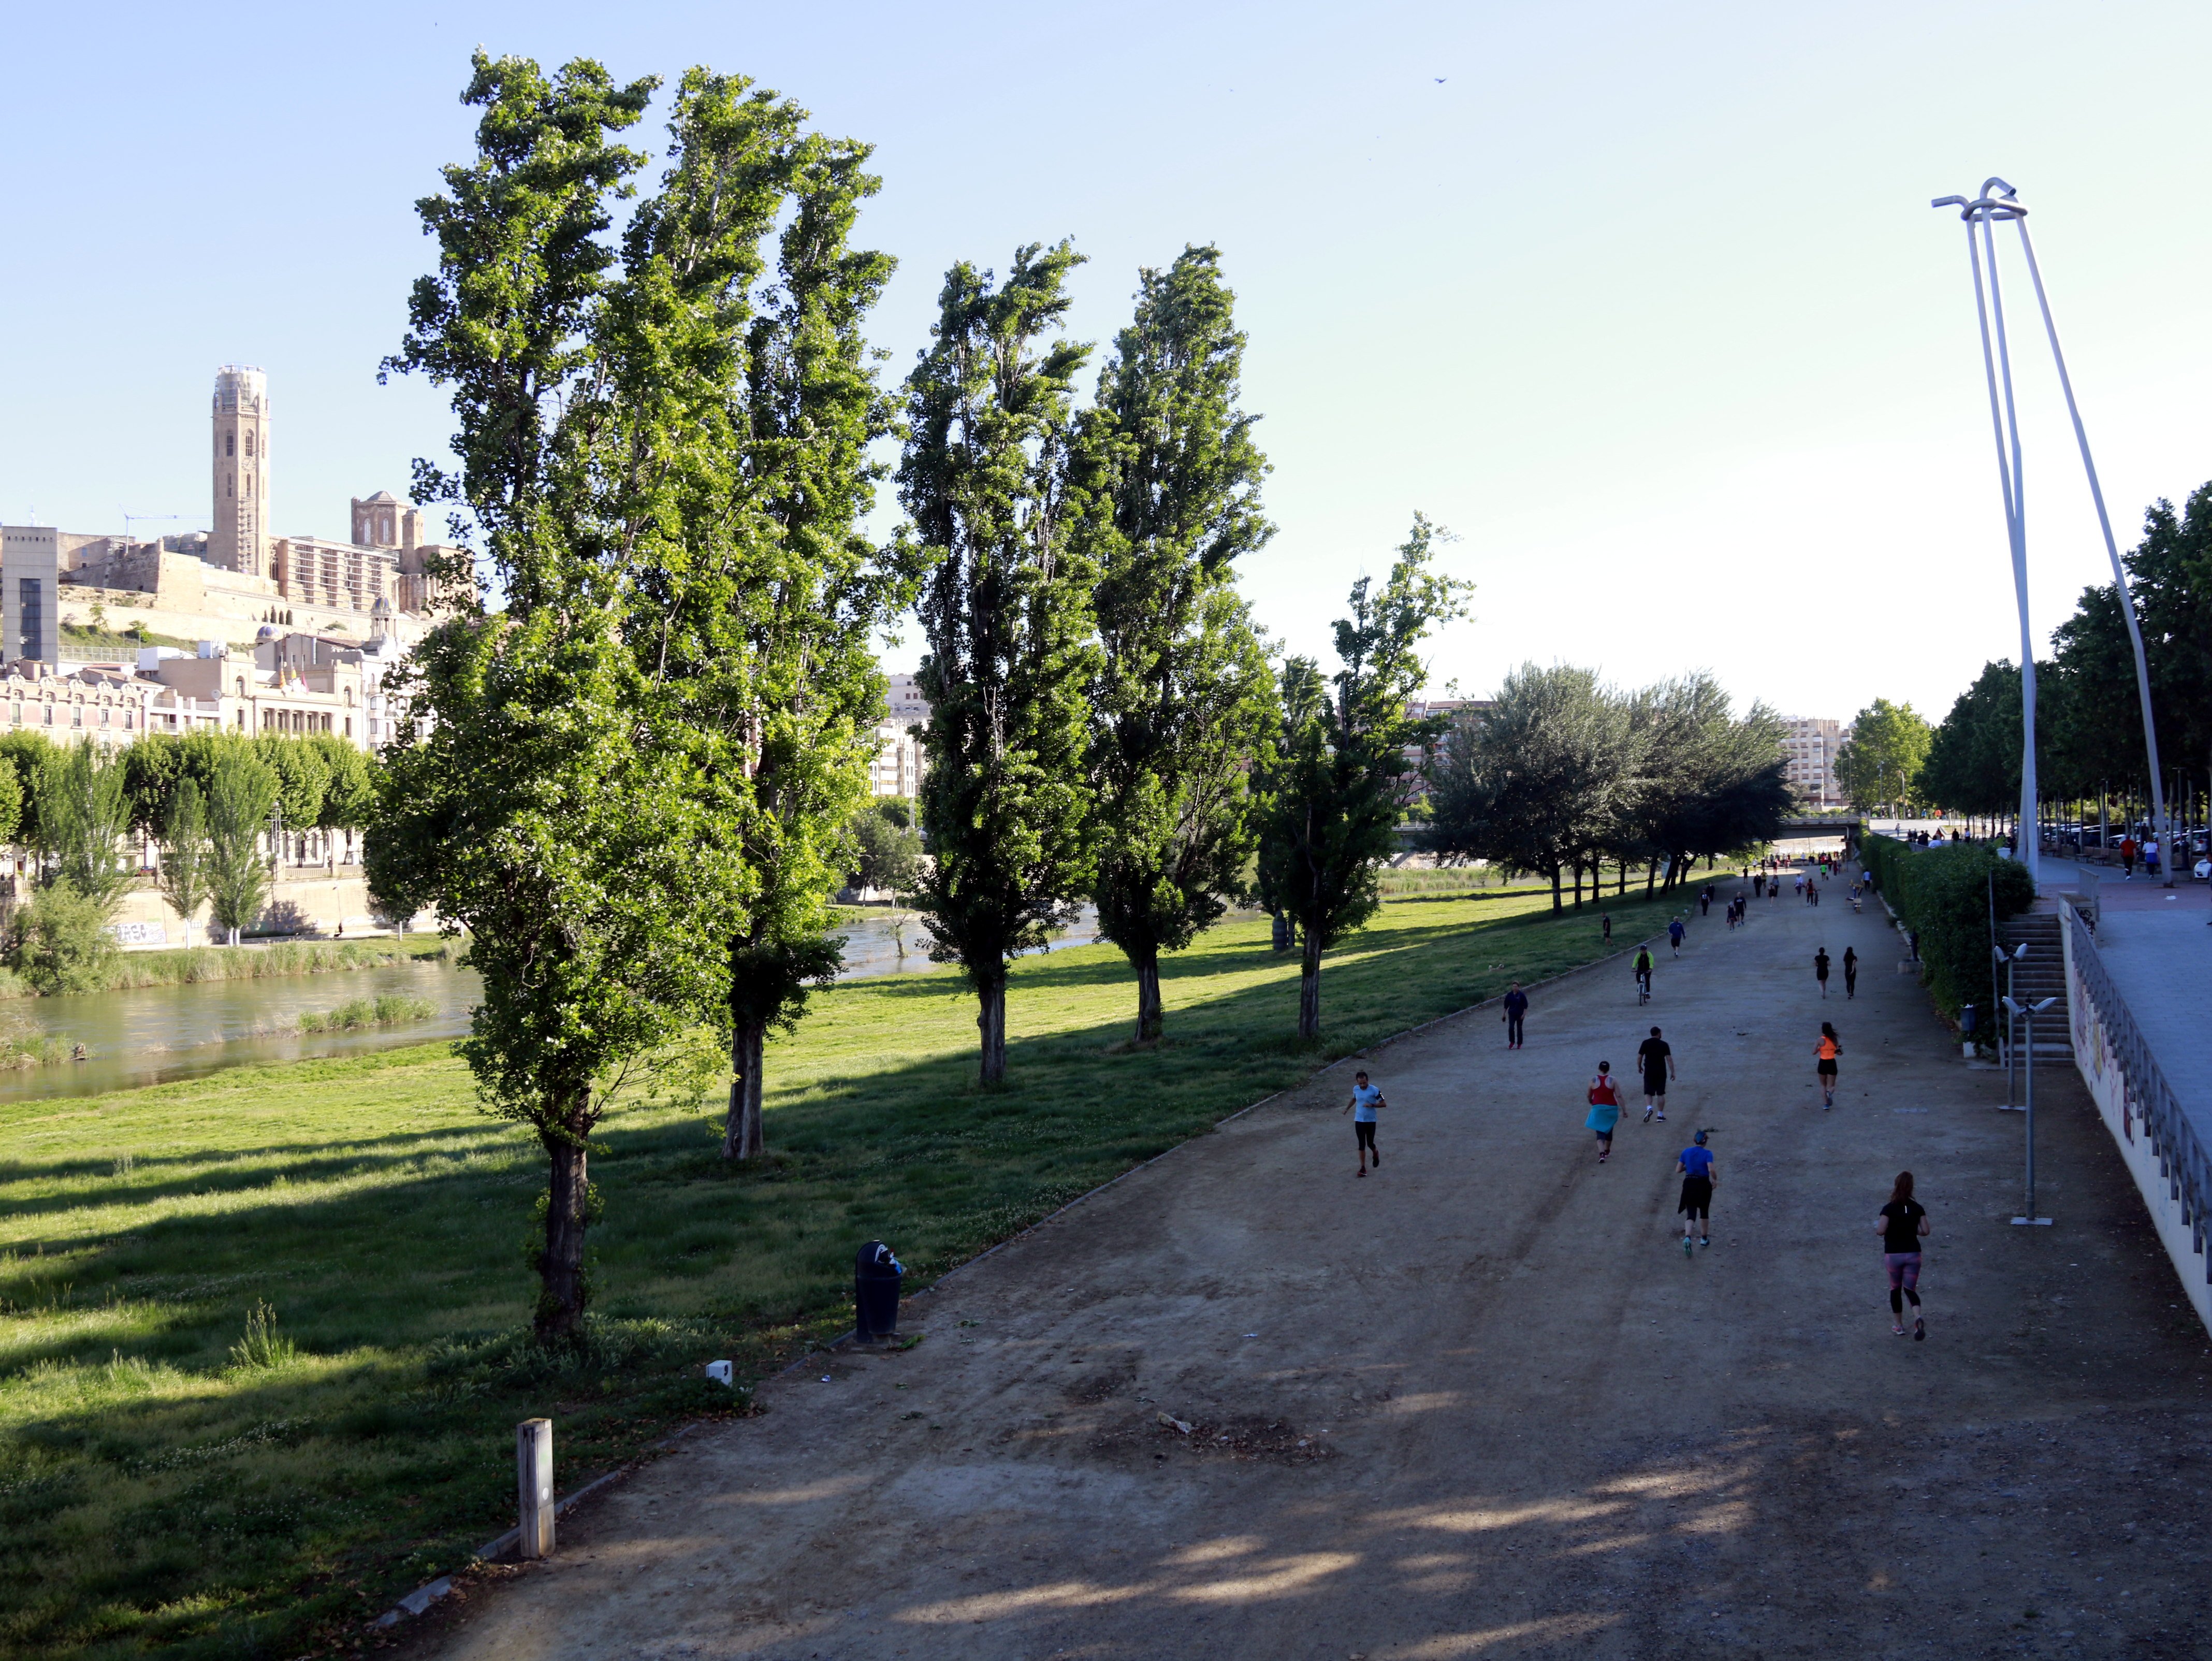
xmin=1995 ymin=910 xmax=2073 ymax=1060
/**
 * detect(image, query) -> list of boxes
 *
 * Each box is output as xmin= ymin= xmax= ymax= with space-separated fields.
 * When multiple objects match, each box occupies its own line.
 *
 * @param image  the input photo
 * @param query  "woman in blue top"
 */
xmin=1677 ymin=1130 xmax=1715 ymax=1254
xmin=1342 ymin=1070 xmax=1385 ymax=1177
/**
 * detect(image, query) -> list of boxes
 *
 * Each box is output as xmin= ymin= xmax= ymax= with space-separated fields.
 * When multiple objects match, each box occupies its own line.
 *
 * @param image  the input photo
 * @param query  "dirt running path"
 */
xmin=427 ymin=872 xmax=2212 ymax=1660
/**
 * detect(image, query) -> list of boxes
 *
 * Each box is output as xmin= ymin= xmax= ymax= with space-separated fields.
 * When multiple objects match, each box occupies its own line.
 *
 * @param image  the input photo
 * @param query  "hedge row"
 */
xmin=1859 ymin=831 xmax=2035 ymax=1026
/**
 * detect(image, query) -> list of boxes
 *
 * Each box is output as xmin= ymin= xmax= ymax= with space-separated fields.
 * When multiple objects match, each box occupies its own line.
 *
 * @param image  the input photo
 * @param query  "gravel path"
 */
xmin=420 ymin=869 xmax=2212 ymax=1660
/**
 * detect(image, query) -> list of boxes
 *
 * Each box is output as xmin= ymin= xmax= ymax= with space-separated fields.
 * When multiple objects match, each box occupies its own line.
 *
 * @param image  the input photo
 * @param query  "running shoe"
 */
xmin=1914 ymin=1319 xmax=1926 ymax=1342
xmin=1699 ymin=1237 xmax=1710 ymax=1249
xmin=1642 ymin=1107 xmax=1653 ymax=1123
xmin=1682 ymin=1236 xmax=1694 ymax=1258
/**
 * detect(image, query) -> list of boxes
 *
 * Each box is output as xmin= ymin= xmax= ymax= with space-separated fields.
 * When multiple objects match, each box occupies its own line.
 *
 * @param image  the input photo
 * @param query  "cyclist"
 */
xmin=1633 ymin=945 xmax=1654 ymax=1003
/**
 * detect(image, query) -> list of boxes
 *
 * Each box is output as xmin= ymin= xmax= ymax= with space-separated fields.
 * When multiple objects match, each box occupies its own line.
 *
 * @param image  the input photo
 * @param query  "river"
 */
xmin=0 ymin=906 xmax=1104 ymax=1104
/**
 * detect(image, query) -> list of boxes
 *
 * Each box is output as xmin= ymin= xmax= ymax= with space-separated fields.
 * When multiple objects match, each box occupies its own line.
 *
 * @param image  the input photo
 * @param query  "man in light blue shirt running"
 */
xmin=1343 ymin=1070 xmax=1385 ymax=1178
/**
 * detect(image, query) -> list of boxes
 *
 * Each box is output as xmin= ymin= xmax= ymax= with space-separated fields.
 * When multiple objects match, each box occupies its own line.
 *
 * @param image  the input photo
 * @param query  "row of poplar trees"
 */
xmin=368 ymin=56 xmax=1466 ymax=1340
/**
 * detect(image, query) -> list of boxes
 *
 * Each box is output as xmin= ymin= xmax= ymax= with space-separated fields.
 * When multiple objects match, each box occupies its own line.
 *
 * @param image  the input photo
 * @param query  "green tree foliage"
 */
xmin=846 ymin=799 xmax=922 ymax=896
xmin=1074 ymin=245 xmax=1277 ymax=1042
xmin=309 ymin=734 xmax=377 ymax=829
xmin=157 ymin=776 xmax=212 ymax=945
xmin=1919 ymin=661 xmax=2022 ymax=820
xmin=1259 ymin=519 xmax=1471 ymax=1038
xmin=206 ymin=749 xmax=279 ymax=946
xmin=1622 ymin=675 xmax=1791 ymax=889
xmin=374 ymin=54 xmax=767 ymax=1337
xmin=36 ymin=742 xmax=133 ymax=910
xmin=0 ymin=755 xmax=23 ymax=849
xmin=1833 ymin=698 xmax=1933 ymax=814
xmin=1424 ymin=662 xmax=1629 ymax=910
xmin=899 ymin=242 xmax=1099 ymax=1085
xmin=0 ymin=733 xmax=49 ymax=846
xmin=7 ymin=879 xmax=118 ymax=993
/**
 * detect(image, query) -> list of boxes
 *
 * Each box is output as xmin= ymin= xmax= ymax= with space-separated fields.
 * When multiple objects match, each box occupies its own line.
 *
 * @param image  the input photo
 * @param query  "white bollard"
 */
xmin=517 ymin=1418 xmax=554 ymax=1560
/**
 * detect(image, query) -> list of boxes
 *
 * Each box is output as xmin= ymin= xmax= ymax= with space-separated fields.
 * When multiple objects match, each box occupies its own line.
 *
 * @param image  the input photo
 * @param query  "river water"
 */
xmin=0 ymin=906 xmax=1104 ymax=1104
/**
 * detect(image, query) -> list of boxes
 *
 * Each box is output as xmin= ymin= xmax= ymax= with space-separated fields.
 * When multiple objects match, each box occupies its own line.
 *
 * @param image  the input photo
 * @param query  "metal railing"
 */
xmin=2063 ymin=902 xmax=2211 ymax=1280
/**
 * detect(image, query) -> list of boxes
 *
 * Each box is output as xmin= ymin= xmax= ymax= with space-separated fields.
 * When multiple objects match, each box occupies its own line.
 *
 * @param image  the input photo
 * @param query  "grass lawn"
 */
xmin=0 ymin=882 xmax=1706 ymax=1658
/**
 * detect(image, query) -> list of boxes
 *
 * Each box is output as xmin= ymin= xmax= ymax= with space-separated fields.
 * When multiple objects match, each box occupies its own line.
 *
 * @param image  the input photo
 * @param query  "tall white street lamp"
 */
xmin=1930 ymin=179 xmax=2170 ymax=885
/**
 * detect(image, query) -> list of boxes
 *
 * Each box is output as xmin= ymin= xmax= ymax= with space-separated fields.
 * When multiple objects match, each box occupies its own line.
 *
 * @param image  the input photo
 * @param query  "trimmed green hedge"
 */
xmin=1860 ymin=831 xmax=2034 ymax=1026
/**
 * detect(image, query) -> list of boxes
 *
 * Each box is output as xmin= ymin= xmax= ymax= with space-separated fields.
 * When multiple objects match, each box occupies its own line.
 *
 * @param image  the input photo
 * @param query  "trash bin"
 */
xmin=1960 ymin=1003 xmax=1977 ymax=1037
xmin=854 ymin=1240 xmax=905 ymax=1340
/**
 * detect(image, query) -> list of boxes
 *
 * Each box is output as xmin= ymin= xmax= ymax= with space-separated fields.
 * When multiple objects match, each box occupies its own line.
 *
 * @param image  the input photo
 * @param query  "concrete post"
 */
xmin=517 ymin=1418 xmax=554 ymax=1559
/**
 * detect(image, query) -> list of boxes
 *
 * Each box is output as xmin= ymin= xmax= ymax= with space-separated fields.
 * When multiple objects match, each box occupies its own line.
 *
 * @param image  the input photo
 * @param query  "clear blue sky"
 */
xmin=6 ymin=1 xmax=2211 ymax=726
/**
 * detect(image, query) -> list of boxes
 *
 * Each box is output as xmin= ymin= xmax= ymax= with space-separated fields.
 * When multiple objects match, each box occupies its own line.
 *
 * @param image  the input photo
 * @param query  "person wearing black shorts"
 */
xmin=1677 ymin=1130 xmax=1715 ymax=1254
xmin=1502 ymin=981 xmax=1529 ymax=1049
xmin=1814 ymin=947 xmax=1830 ymax=999
xmin=1637 ymin=1026 xmax=1674 ymax=1122
xmin=1814 ymin=1021 xmax=1841 ymax=1108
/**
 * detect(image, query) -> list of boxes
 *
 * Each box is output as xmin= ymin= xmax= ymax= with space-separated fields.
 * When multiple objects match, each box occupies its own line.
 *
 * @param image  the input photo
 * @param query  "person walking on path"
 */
xmin=1814 ymin=1021 xmax=1842 ymax=1107
xmin=1700 ymin=886 xmax=1713 ymax=917
xmin=1842 ymin=946 xmax=1858 ymax=1000
xmin=2120 ymin=834 xmax=2137 ymax=878
xmin=1875 ymin=1171 xmax=1931 ymax=1338
xmin=1633 ymin=945 xmax=1654 ymax=1003
xmin=1677 ymin=1130 xmax=1715 ymax=1254
xmin=1638 ymin=1026 xmax=1676 ymax=1121
xmin=1754 ymin=873 xmax=1766 ymax=899
xmin=1502 ymin=982 xmax=1529 ymax=1050
xmin=1668 ymin=916 xmax=1686 ymax=957
xmin=1586 ymin=1062 xmax=1622 ymax=1162
xmin=1602 ymin=913 xmax=1612 ymax=946
xmin=1814 ymin=947 xmax=1831 ymax=999
xmin=1343 ymin=1071 xmax=1385 ymax=1176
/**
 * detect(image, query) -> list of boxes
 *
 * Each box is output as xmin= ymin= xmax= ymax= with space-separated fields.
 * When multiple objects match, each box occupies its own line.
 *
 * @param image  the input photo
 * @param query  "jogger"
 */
xmin=1814 ymin=1021 xmax=1841 ymax=1107
xmin=1638 ymin=1026 xmax=1675 ymax=1122
xmin=1875 ymin=1171 xmax=1931 ymax=1338
xmin=1814 ymin=947 xmax=1830 ymax=998
xmin=1586 ymin=1063 xmax=1622 ymax=1161
xmin=1842 ymin=946 xmax=1857 ymax=1000
xmin=1343 ymin=1070 xmax=1385 ymax=1177
xmin=1677 ymin=1129 xmax=1715 ymax=1254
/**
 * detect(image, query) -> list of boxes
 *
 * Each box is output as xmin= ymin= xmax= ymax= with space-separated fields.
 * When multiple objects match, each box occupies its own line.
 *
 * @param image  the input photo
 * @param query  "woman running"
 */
xmin=1813 ymin=947 xmax=1830 ymax=999
xmin=1586 ymin=1063 xmax=1622 ymax=1162
xmin=1842 ymin=946 xmax=1858 ymax=1000
xmin=1814 ymin=1021 xmax=1841 ymax=1108
xmin=1875 ymin=1171 xmax=1930 ymax=1338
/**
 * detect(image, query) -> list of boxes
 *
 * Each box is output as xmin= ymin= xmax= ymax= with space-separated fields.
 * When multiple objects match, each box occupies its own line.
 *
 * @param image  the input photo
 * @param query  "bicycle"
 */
xmin=1636 ymin=969 xmax=1652 ymax=1005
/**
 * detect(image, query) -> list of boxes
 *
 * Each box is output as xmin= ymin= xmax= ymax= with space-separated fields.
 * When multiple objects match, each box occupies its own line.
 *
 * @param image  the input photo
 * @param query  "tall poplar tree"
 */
xmin=372 ymin=56 xmax=752 ymax=1339
xmin=1074 ymin=246 xmax=1276 ymax=1042
xmin=1258 ymin=518 xmax=1469 ymax=1038
xmin=898 ymin=243 xmax=1097 ymax=1084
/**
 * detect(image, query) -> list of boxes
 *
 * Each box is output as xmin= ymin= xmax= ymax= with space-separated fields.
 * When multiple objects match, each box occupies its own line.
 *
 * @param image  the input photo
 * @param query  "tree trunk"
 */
xmin=977 ymin=974 xmax=1008 ymax=1085
xmin=1571 ymin=862 xmax=1582 ymax=907
xmin=1617 ymin=861 xmax=1626 ymax=897
xmin=721 ymin=1015 xmax=767 ymax=1160
xmin=1297 ymin=931 xmax=1322 ymax=1040
xmin=1548 ymin=864 xmax=1562 ymax=912
xmin=535 ymin=1125 xmax=592 ymax=1341
xmin=1644 ymin=861 xmax=1658 ymax=897
xmin=1133 ymin=953 xmax=1163 ymax=1043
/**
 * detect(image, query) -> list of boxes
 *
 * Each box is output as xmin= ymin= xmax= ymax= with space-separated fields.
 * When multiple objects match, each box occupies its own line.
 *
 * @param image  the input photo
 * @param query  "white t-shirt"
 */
xmin=1350 ymin=1085 xmax=1382 ymax=1123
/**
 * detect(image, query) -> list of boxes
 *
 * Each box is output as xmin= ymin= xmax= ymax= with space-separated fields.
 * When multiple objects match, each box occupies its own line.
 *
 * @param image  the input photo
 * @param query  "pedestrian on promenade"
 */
xmin=1875 ymin=1171 xmax=1930 ymax=1338
xmin=1793 ymin=872 xmax=1804 ymax=900
xmin=1602 ymin=913 xmax=1612 ymax=945
xmin=2145 ymin=836 xmax=2161 ymax=878
xmin=1502 ymin=981 xmax=1529 ymax=1049
xmin=1633 ymin=945 xmax=1654 ymax=1003
xmin=1700 ymin=886 xmax=1713 ymax=917
xmin=2120 ymin=834 xmax=2137 ymax=878
xmin=1587 ymin=1063 xmax=1622 ymax=1161
xmin=1343 ymin=1070 xmax=1385 ymax=1177
xmin=1677 ymin=1130 xmax=1715 ymax=1254
xmin=1814 ymin=1021 xmax=1841 ymax=1107
xmin=1842 ymin=946 xmax=1858 ymax=999
xmin=1813 ymin=947 xmax=1830 ymax=998
xmin=1638 ymin=1026 xmax=1675 ymax=1122
xmin=1810 ymin=879 xmax=1821 ymax=907
xmin=1668 ymin=916 xmax=1686 ymax=957
xmin=1754 ymin=873 xmax=1766 ymax=899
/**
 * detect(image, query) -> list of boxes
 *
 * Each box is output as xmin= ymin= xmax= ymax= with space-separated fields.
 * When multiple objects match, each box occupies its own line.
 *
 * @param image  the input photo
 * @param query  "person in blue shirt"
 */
xmin=1668 ymin=917 xmax=1686 ymax=957
xmin=1342 ymin=1070 xmax=1385 ymax=1177
xmin=1677 ymin=1130 xmax=1716 ymax=1254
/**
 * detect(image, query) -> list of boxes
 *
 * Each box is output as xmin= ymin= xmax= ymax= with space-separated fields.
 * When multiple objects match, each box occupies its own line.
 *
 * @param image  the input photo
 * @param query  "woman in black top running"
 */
xmin=1842 ymin=946 xmax=1858 ymax=1000
xmin=1874 ymin=1171 xmax=1931 ymax=1339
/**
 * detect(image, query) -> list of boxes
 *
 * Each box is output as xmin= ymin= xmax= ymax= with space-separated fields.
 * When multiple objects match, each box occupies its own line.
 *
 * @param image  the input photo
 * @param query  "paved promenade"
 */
xmin=423 ymin=871 xmax=2212 ymax=1661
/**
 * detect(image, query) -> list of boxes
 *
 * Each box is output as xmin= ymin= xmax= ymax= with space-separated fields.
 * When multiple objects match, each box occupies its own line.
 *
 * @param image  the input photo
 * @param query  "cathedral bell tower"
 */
xmin=210 ymin=366 xmax=270 ymax=575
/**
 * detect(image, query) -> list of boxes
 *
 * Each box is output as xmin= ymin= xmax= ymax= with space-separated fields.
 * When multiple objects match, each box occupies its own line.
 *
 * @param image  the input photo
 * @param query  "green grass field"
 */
xmin=0 ymin=883 xmax=1705 ymax=1658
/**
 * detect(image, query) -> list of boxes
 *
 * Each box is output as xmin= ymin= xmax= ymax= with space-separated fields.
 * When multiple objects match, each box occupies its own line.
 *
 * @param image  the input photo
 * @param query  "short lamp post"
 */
xmin=2002 ymin=994 xmax=2058 ymax=1225
xmin=1993 ymin=941 xmax=2029 ymax=1109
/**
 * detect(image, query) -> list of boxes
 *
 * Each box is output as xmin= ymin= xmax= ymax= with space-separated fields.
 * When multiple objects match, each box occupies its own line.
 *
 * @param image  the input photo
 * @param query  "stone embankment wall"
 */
xmin=103 ymin=868 xmax=425 ymax=948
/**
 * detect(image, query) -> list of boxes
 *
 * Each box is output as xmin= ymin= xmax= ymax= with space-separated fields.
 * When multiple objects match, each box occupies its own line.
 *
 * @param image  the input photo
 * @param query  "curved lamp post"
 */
xmin=1930 ymin=179 xmax=2170 ymax=886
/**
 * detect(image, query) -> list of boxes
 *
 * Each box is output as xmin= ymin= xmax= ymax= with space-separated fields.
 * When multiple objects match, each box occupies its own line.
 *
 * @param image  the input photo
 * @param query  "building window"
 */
xmin=344 ymin=716 xmax=352 ymax=738
xmin=236 ymin=678 xmax=245 ymax=698
xmin=17 ymin=577 xmax=42 ymax=661
xmin=41 ymin=706 xmax=51 ymax=727
xmin=7 ymin=703 xmax=14 ymax=725
xmin=226 ymin=434 xmax=235 ymax=457
xmin=71 ymin=706 xmax=82 ymax=729
xmin=245 ymin=433 xmax=255 ymax=458
xmin=99 ymin=707 xmax=109 ymax=728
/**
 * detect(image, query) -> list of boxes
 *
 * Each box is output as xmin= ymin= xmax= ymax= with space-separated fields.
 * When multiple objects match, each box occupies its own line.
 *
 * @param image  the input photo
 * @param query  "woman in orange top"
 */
xmin=1814 ymin=1022 xmax=1842 ymax=1108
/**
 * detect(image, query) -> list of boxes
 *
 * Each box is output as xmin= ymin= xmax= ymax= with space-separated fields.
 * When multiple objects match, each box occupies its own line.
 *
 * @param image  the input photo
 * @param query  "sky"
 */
xmin=5 ymin=1 xmax=2211 ymax=725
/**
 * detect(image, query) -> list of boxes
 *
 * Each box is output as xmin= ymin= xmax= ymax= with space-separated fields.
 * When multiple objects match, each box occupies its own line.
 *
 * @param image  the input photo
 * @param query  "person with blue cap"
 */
xmin=1677 ymin=1129 xmax=1716 ymax=1255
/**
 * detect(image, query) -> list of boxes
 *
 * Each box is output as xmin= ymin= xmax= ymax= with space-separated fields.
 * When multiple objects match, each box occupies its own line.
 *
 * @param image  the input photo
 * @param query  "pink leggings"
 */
xmin=1885 ymin=1252 xmax=1922 ymax=1312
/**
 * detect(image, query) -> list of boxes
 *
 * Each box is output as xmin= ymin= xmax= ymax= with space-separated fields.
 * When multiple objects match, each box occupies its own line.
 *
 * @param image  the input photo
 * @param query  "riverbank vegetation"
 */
xmin=296 ymin=992 xmax=437 ymax=1033
xmin=0 ymin=885 xmax=1697 ymax=1657
xmin=0 ymin=933 xmax=453 ymax=1002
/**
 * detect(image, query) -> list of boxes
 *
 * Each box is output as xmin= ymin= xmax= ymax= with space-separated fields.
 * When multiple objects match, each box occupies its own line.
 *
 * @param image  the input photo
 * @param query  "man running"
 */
xmin=1875 ymin=1171 xmax=1931 ymax=1339
xmin=1638 ymin=1026 xmax=1675 ymax=1121
xmin=1632 ymin=945 xmax=1654 ymax=1003
xmin=1586 ymin=1062 xmax=1622 ymax=1162
xmin=1677 ymin=1130 xmax=1715 ymax=1254
xmin=1814 ymin=947 xmax=1830 ymax=999
xmin=1502 ymin=981 xmax=1529 ymax=1050
xmin=1343 ymin=1070 xmax=1385 ymax=1177
xmin=1667 ymin=916 xmax=1686 ymax=957
xmin=1842 ymin=946 xmax=1858 ymax=1000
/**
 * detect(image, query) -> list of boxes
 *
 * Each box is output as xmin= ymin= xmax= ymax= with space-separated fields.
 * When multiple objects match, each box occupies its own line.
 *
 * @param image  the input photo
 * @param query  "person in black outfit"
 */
xmin=1875 ymin=1171 xmax=1931 ymax=1338
xmin=1813 ymin=947 xmax=1830 ymax=998
xmin=1637 ymin=1026 xmax=1675 ymax=1122
xmin=1842 ymin=946 xmax=1858 ymax=1000
xmin=1502 ymin=981 xmax=1529 ymax=1050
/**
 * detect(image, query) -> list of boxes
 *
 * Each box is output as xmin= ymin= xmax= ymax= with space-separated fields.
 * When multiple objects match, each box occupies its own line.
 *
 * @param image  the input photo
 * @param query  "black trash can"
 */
xmin=854 ymin=1240 xmax=905 ymax=1340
